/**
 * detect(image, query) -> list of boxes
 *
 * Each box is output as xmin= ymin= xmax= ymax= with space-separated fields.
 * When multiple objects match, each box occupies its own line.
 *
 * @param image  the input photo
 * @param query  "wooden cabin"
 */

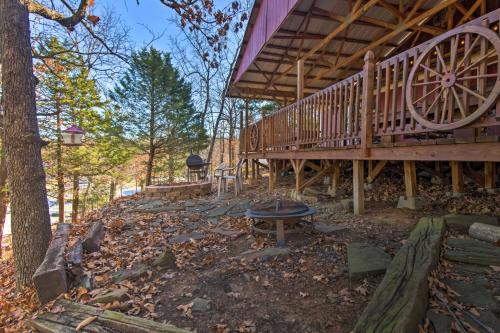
xmin=229 ymin=0 xmax=500 ymax=214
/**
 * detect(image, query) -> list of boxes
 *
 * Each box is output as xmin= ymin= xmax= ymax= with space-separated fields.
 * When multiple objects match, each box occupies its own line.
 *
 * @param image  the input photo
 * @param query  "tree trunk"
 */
xmin=0 ymin=146 xmax=8 ymax=258
xmin=168 ymin=155 xmax=175 ymax=182
xmin=71 ymin=175 xmax=79 ymax=223
xmin=56 ymin=108 xmax=64 ymax=223
xmin=109 ymin=179 xmax=116 ymax=202
xmin=0 ymin=0 xmax=52 ymax=287
xmin=80 ymin=177 xmax=91 ymax=220
xmin=145 ymin=149 xmax=155 ymax=186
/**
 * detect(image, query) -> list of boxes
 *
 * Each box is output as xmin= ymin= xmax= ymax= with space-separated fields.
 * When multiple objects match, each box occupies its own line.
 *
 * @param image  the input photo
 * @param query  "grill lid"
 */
xmin=186 ymin=154 xmax=204 ymax=168
xmin=249 ymin=199 xmax=309 ymax=216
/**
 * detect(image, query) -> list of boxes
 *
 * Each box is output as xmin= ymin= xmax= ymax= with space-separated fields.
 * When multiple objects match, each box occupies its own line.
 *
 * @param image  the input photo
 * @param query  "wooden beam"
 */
xmin=291 ymin=159 xmax=306 ymax=194
xmin=451 ymin=161 xmax=464 ymax=195
xmin=353 ymin=160 xmax=365 ymax=215
xmin=361 ymin=51 xmax=375 ymax=156
xmin=268 ymin=159 xmax=275 ymax=192
xmin=329 ymin=161 xmax=341 ymax=196
xmin=241 ymin=143 xmax=500 ymax=162
xmin=484 ymin=162 xmax=496 ymax=189
xmin=297 ymin=59 xmax=304 ymax=100
xmin=367 ymin=160 xmax=388 ymax=183
xmin=299 ymin=164 xmax=333 ymax=192
xmin=403 ymin=161 xmax=417 ymax=198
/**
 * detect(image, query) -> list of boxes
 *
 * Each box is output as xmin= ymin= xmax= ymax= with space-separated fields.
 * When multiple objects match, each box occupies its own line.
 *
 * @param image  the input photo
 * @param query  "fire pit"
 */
xmin=246 ymin=199 xmax=316 ymax=246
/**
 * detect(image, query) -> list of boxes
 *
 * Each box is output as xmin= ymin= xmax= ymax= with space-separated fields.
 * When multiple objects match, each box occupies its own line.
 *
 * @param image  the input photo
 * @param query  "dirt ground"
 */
xmin=1 ymin=171 xmax=499 ymax=332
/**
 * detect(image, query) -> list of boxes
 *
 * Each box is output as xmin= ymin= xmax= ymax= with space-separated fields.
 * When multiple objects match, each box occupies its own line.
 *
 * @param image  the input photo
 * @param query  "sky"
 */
xmin=94 ymin=0 xmax=236 ymax=52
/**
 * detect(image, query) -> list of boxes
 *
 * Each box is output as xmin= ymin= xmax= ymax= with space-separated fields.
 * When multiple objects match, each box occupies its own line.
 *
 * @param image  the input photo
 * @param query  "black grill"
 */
xmin=186 ymin=154 xmax=205 ymax=170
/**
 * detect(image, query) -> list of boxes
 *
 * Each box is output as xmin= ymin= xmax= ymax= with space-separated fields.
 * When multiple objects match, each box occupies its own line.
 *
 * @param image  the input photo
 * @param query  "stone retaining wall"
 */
xmin=145 ymin=182 xmax=211 ymax=200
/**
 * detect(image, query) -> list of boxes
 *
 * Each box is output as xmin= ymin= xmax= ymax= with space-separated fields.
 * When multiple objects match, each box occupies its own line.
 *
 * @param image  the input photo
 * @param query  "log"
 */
xmin=444 ymin=238 xmax=500 ymax=266
xmin=28 ymin=299 xmax=193 ymax=333
xmin=82 ymin=221 xmax=105 ymax=253
xmin=66 ymin=239 xmax=83 ymax=283
xmin=469 ymin=222 xmax=500 ymax=245
xmin=354 ymin=217 xmax=446 ymax=333
xmin=32 ymin=223 xmax=71 ymax=304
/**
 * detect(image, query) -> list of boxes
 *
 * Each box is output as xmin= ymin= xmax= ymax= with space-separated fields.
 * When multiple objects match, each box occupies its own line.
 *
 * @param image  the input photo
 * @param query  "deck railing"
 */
xmin=241 ymin=9 xmax=500 ymax=155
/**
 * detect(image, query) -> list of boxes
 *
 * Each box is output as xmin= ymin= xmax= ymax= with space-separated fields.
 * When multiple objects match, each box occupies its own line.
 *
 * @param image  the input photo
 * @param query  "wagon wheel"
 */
xmin=406 ymin=26 xmax=500 ymax=130
xmin=249 ymin=123 xmax=259 ymax=151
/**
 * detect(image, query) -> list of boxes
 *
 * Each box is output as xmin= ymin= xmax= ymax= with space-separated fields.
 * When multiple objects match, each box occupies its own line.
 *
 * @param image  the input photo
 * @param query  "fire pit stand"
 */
xmin=246 ymin=199 xmax=316 ymax=246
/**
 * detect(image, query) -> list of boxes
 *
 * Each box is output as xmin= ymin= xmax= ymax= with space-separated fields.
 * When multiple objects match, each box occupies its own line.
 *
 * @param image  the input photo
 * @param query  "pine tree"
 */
xmin=111 ymin=47 xmax=207 ymax=185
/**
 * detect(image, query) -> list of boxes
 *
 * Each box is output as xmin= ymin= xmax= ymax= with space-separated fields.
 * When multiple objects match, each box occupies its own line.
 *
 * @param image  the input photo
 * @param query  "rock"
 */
xmin=397 ymin=196 xmax=423 ymax=210
xmin=347 ymin=243 xmax=392 ymax=280
xmin=340 ymin=199 xmax=353 ymax=210
xmin=184 ymin=222 xmax=200 ymax=230
xmin=210 ymin=227 xmax=244 ymax=239
xmin=187 ymin=204 xmax=216 ymax=213
xmin=113 ymin=264 xmax=147 ymax=282
xmin=445 ymin=279 xmax=499 ymax=312
xmin=443 ymin=214 xmax=498 ymax=231
xmin=206 ymin=206 xmax=230 ymax=217
xmin=303 ymin=187 xmax=322 ymax=196
xmin=89 ymin=288 xmax=129 ymax=305
xmin=207 ymin=217 xmax=220 ymax=225
xmin=191 ymin=297 xmax=211 ymax=312
xmin=430 ymin=176 xmax=443 ymax=185
xmin=168 ymin=232 xmax=205 ymax=245
xmin=364 ymin=183 xmax=373 ymax=191
xmin=79 ymin=275 xmax=93 ymax=290
xmin=465 ymin=310 xmax=500 ymax=333
xmin=153 ymin=249 xmax=176 ymax=269
xmin=238 ymin=247 xmax=290 ymax=261
xmin=162 ymin=226 xmax=177 ymax=233
xmin=427 ymin=310 xmax=452 ymax=333
xmin=314 ymin=222 xmax=348 ymax=235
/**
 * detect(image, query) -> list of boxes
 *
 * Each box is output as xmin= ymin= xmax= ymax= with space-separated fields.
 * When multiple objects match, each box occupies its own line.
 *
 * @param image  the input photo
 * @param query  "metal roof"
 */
xmin=228 ymin=0 xmax=457 ymax=102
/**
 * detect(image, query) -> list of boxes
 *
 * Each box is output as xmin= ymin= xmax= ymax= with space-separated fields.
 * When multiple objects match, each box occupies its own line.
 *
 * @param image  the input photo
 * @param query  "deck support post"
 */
xmin=328 ymin=160 xmax=341 ymax=197
xmin=291 ymin=159 xmax=306 ymax=197
xmin=484 ymin=162 xmax=496 ymax=192
xmin=267 ymin=159 xmax=275 ymax=192
xmin=361 ymin=51 xmax=375 ymax=157
xmin=451 ymin=161 xmax=464 ymax=196
xmin=353 ymin=160 xmax=364 ymax=215
xmin=398 ymin=161 xmax=421 ymax=209
xmin=251 ymin=159 xmax=256 ymax=180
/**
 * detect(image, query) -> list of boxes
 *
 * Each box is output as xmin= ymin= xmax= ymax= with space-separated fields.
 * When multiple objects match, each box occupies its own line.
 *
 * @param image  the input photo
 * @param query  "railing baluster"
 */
xmin=383 ymin=63 xmax=390 ymax=132
xmin=391 ymin=60 xmax=398 ymax=132
xmin=400 ymin=54 xmax=408 ymax=131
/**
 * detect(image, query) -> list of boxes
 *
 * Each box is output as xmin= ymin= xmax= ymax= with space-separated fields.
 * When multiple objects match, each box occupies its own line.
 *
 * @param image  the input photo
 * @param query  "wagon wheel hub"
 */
xmin=441 ymin=72 xmax=456 ymax=88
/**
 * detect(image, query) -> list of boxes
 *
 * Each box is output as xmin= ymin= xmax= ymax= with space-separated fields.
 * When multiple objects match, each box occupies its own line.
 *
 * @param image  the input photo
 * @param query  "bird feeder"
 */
xmin=61 ymin=125 xmax=84 ymax=146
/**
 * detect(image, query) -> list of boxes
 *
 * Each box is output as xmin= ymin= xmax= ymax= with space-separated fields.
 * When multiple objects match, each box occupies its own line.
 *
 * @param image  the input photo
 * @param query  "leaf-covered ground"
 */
xmin=1 ymin=171 xmax=499 ymax=332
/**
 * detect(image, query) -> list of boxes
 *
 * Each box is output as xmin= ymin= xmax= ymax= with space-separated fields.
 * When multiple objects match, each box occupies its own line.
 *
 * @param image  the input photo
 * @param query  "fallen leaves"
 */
xmin=75 ymin=315 xmax=97 ymax=331
xmin=176 ymin=302 xmax=193 ymax=319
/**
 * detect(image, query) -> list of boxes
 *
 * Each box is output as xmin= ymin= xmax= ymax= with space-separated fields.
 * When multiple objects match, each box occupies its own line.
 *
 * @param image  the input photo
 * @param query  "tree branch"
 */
xmin=25 ymin=0 xmax=90 ymax=30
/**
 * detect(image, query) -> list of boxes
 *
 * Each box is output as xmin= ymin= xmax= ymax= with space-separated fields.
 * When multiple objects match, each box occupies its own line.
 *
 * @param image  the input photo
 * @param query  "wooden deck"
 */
xmin=238 ymin=10 xmax=500 ymax=214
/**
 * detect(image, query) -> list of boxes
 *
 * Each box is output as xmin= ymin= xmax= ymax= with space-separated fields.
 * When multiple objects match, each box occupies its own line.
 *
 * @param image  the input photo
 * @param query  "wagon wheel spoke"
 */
xmin=440 ymin=90 xmax=449 ymax=124
xmin=414 ymin=85 xmax=441 ymax=104
xmin=412 ymin=80 xmax=441 ymax=87
xmin=451 ymin=87 xmax=466 ymax=119
xmin=457 ymin=73 xmax=498 ymax=81
xmin=457 ymin=49 xmax=496 ymax=76
xmin=449 ymin=36 xmax=459 ymax=72
xmin=434 ymin=46 xmax=447 ymax=72
xmin=423 ymin=89 xmax=444 ymax=117
xmin=454 ymin=82 xmax=488 ymax=102
xmin=420 ymin=63 xmax=443 ymax=78
xmin=456 ymin=34 xmax=481 ymax=70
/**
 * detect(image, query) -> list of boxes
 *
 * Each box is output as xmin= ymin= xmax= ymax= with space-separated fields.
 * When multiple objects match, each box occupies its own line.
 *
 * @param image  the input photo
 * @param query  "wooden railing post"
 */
xmin=360 ymin=51 xmax=375 ymax=157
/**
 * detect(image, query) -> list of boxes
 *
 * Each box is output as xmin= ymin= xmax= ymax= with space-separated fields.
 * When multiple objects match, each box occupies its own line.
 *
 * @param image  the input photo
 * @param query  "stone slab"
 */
xmin=168 ymin=232 xmax=205 ymax=245
xmin=443 ymin=214 xmax=498 ymax=231
xmin=347 ymin=243 xmax=392 ymax=280
xmin=210 ymin=227 xmax=244 ymax=239
xmin=191 ymin=297 xmax=211 ymax=312
xmin=112 ymin=264 xmax=147 ymax=282
xmin=427 ymin=310 xmax=452 ymax=333
xmin=89 ymin=288 xmax=129 ymax=305
xmin=154 ymin=249 xmax=176 ymax=269
xmin=444 ymin=279 xmax=499 ymax=312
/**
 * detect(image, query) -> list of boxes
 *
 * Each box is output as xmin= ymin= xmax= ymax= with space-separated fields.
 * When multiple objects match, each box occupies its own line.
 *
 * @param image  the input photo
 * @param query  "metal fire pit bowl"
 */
xmin=246 ymin=199 xmax=316 ymax=246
